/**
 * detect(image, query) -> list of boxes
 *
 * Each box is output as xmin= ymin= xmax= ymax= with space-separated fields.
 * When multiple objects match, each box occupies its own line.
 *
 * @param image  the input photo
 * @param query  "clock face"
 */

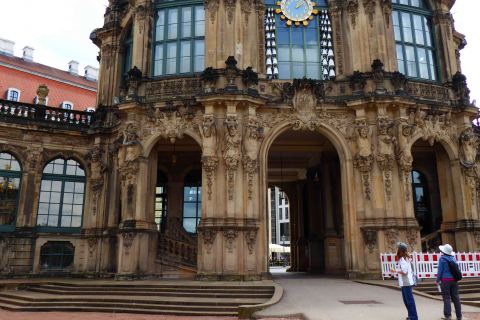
xmin=276 ymin=0 xmax=318 ymax=26
xmin=281 ymin=0 xmax=314 ymax=22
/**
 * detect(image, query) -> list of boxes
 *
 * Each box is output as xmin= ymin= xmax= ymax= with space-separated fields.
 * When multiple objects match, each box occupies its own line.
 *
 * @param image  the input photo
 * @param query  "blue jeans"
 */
xmin=401 ymin=286 xmax=418 ymax=320
xmin=441 ymin=281 xmax=462 ymax=319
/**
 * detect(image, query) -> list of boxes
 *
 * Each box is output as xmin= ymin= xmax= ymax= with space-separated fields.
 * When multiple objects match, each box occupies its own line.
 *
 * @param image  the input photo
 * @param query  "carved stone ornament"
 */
xmin=371 ymin=59 xmax=386 ymax=94
xmin=452 ymin=72 xmax=471 ymax=106
xmin=385 ymin=228 xmax=399 ymax=253
xmin=362 ymin=228 xmax=377 ymax=253
xmin=353 ymin=120 xmax=374 ymax=200
xmin=225 ymin=56 xmax=240 ymax=87
xmin=391 ymin=71 xmax=407 ymax=95
xmin=406 ymin=229 xmax=418 ymax=252
xmin=224 ymin=115 xmax=242 ymax=200
xmin=224 ymin=0 xmax=236 ymax=24
xmin=377 ymin=118 xmax=396 ymax=199
xmin=459 ymin=127 xmax=478 ymax=169
xmin=411 ymin=108 xmax=455 ymax=147
xmin=240 ymin=0 xmax=254 ymax=24
xmin=204 ymin=0 xmax=220 ymax=23
xmin=346 ymin=0 xmax=359 ymax=28
xmin=245 ymin=229 xmax=258 ymax=254
xmin=202 ymin=156 xmax=219 ymax=200
xmin=395 ymin=119 xmax=415 ymax=201
xmin=243 ymin=155 xmax=259 ymax=200
xmin=200 ymin=228 xmax=217 ymax=254
xmin=224 ymin=229 xmax=239 ymax=253
xmin=363 ymin=0 xmax=376 ymax=28
xmin=87 ymin=237 xmax=98 ymax=257
xmin=350 ymin=71 xmax=366 ymax=94
xmin=381 ymin=0 xmax=392 ymax=27
xmin=122 ymin=232 xmax=135 ymax=253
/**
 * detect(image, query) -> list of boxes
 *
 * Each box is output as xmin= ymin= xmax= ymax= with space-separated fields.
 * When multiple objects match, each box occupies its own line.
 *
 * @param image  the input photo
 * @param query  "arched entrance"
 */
xmin=266 ymin=129 xmax=345 ymax=274
xmin=147 ymin=135 xmax=202 ymax=275
xmin=411 ymin=140 xmax=454 ymax=251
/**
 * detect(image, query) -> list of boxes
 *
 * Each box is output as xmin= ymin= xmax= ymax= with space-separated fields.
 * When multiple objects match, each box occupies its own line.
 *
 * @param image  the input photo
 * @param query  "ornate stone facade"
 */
xmin=0 ymin=0 xmax=477 ymax=280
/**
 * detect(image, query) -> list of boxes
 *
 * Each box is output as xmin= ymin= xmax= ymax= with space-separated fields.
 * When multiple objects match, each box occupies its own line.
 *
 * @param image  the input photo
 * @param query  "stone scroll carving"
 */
xmin=225 ymin=0 xmax=236 ymax=24
xmin=202 ymin=156 xmax=219 ymax=200
xmin=204 ymin=0 xmax=220 ymax=23
xmin=346 ymin=0 xmax=359 ymax=28
xmin=362 ymin=0 xmax=376 ymax=28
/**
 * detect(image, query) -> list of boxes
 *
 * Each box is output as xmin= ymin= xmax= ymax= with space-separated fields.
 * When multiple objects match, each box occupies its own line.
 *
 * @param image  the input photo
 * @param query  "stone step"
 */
xmin=0 ymin=292 xmax=266 ymax=306
xmin=32 ymin=282 xmax=274 ymax=290
xmin=26 ymin=287 xmax=273 ymax=299
xmin=0 ymin=302 xmax=237 ymax=316
xmin=29 ymin=283 xmax=274 ymax=293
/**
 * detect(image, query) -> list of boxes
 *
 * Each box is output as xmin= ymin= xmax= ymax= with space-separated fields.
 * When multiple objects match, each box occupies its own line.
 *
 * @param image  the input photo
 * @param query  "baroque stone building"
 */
xmin=0 ymin=0 xmax=478 ymax=280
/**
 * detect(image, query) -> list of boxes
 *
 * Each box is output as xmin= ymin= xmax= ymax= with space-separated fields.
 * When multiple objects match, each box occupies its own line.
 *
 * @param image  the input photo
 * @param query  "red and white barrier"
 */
xmin=380 ymin=252 xmax=480 ymax=280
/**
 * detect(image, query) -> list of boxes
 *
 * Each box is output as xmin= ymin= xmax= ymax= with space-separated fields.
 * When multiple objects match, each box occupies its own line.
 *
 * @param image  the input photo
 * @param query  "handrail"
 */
xmin=0 ymin=99 xmax=93 ymax=129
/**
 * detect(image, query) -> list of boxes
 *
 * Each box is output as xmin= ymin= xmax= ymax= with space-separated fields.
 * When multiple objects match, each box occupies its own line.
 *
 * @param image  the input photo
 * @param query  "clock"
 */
xmin=276 ymin=0 xmax=318 ymax=27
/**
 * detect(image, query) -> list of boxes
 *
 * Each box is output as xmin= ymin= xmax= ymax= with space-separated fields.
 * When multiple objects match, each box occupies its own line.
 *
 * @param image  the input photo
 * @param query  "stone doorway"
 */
xmin=267 ymin=130 xmax=345 ymax=274
xmin=148 ymin=135 xmax=202 ymax=276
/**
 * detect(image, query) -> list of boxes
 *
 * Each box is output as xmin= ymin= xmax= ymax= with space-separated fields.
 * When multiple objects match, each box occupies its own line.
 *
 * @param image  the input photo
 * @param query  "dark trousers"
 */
xmin=441 ymin=281 xmax=462 ymax=319
xmin=401 ymin=286 xmax=418 ymax=320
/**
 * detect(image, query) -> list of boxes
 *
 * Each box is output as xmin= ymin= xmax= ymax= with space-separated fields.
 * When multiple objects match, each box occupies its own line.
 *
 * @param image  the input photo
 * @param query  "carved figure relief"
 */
xmin=224 ymin=115 xmax=242 ymax=200
xmin=86 ymin=146 xmax=108 ymax=216
xmin=245 ymin=229 xmax=258 ymax=254
xmin=353 ymin=120 xmax=374 ymax=200
xmin=362 ymin=228 xmax=377 ymax=253
xmin=395 ymin=119 xmax=415 ymax=201
xmin=200 ymin=114 xmax=217 ymax=157
xmin=459 ymin=128 xmax=478 ymax=169
xmin=385 ymin=228 xmax=399 ymax=253
xmin=377 ymin=118 xmax=395 ymax=199
xmin=243 ymin=116 xmax=263 ymax=199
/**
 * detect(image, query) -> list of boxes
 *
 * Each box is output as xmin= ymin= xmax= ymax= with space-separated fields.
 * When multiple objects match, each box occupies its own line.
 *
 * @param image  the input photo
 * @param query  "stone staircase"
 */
xmin=415 ymin=279 xmax=480 ymax=306
xmin=0 ymin=281 xmax=276 ymax=316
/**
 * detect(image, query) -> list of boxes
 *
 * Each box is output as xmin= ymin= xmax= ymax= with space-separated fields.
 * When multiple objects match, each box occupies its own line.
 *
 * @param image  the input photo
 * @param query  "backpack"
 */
xmin=447 ymin=259 xmax=463 ymax=282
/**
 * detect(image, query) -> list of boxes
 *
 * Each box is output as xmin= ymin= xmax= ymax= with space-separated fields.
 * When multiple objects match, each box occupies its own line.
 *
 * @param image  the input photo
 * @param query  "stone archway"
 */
xmin=258 ymin=115 xmax=357 ymax=276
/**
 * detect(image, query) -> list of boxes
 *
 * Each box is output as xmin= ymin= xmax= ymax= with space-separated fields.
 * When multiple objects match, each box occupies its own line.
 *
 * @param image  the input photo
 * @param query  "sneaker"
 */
xmin=441 ymin=317 xmax=452 ymax=320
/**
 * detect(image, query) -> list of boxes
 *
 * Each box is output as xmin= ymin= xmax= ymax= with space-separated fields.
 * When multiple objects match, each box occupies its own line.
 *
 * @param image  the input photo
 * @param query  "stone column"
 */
xmin=132 ymin=1 xmax=153 ymax=74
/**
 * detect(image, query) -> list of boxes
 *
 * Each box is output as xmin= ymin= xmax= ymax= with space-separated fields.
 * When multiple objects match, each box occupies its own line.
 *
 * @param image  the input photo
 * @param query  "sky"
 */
xmin=0 ymin=0 xmax=478 ymax=103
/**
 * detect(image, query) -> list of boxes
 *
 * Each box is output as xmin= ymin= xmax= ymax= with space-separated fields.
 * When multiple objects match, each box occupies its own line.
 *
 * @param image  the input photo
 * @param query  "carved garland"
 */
xmin=202 ymin=156 xmax=219 ymax=200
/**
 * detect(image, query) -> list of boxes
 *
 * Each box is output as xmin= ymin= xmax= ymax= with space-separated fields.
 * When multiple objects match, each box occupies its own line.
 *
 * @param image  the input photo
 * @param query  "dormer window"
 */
xmin=7 ymin=88 xmax=21 ymax=102
xmin=61 ymin=102 xmax=74 ymax=110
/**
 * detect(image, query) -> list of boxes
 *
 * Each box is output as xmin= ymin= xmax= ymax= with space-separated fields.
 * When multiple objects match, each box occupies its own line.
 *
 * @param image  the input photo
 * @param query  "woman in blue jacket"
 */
xmin=436 ymin=244 xmax=462 ymax=320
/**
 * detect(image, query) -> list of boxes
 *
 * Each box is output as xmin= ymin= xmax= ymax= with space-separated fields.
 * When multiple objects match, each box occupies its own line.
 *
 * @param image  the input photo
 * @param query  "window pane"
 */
xmin=183 ymin=202 xmax=197 ymax=218
xmin=427 ymin=50 xmax=436 ymax=80
xmin=195 ymin=6 xmax=205 ymax=37
xmin=194 ymin=40 xmax=204 ymax=72
xmin=180 ymin=41 xmax=191 ymax=73
xmin=278 ymin=46 xmax=290 ymax=61
xmin=396 ymin=44 xmax=405 ymax=74
xmin=167 ymin=9 xmax=178 ymax=39
xmin=181 ymin=7 xmax=192 ymax=38
xmin=277 ymin=29 xmax=289 ymax=45
xmin=166 ymin=43 xmax=177 ymax=74
xmin=306 ymin=63 xmax=320 ymax=78
xmin=417 ymin=48 xmax=429 ymax=79
xmin=405 ymin=45 xmax=417 ymax=77
xmin=306 ymin=47 xmax=319 ymax=62
xmin=291 ymin=28 xmax=303 ymax=46
xmin=413 ymin=14 xmax=424 ymax=45
xmin=292 ymin=47 xmax=304 ymax=62
xmin=401 ymin=12 xmax=413 ymax=43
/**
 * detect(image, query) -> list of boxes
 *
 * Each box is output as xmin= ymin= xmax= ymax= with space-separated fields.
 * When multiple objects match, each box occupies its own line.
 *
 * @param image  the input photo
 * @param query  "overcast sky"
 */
xmin=0 ymin=0 xmax=478 ymax=103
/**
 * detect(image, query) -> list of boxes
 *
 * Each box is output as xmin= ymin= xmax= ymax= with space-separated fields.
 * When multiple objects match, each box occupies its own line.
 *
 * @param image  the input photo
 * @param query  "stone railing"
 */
xmin=157 ymin=218 xmax=197 ymax=269
xmin=0 ymin=99 xmax=93 ymax=130
xmin=405 ymin=81 xmax=451 ymax=103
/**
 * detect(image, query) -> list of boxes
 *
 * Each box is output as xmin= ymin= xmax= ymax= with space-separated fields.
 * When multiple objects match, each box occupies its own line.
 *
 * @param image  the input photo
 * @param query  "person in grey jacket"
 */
xmin=436 ymin=244 xmax=462 ymax=320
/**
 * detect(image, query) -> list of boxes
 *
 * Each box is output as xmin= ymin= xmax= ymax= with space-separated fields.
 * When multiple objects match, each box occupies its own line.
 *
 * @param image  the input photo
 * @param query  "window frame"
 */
xmin=152 ymin=0 xmax=205 ymax=78
xmin=392 ymin=0 xmax=438 ymax=82
xmin=122 ymin=25 xmax=134 ymax=78
xmin=40 ymin=241 xmax=75 ymax=270
xmin=0 ymin=152 xmax=22 ymax=232
xmin=411 ymin=169 xmax=434 ymax=235
xmin=155 ymin=171 xmax=168 ymax=233
xmin=36 ymin=158 xmax=86 ymax=233
xmin=6 ymin=88 xmax=21 ymax=102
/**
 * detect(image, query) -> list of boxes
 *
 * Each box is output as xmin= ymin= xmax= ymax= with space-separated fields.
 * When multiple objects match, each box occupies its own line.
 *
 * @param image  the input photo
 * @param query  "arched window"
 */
xmin=123 ymin=26 xmax=133 ymax=77
xmin=37 ymin=158 xmax=86 ymax=231
xmin=153 ymin=0 xmax=205 ymax=76
xmin=0 ymin=152 xmax=21 ymax=231
xmin=411 ymin=170 xmax=433 ymax=235
xmin=264 ymin=0 xmax=335 ymax=80
xmin=182 ymin=169 xmax=201 ymax=233
xmin=155 ymin=171 xmax=168 ymax=233
xmin=392 ymin=0 xmax=437 ymax=80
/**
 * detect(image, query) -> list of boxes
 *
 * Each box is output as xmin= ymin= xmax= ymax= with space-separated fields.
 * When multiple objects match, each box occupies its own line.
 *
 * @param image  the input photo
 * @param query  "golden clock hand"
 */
xmin=295 ymin=0 xmax=304 ymax=8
